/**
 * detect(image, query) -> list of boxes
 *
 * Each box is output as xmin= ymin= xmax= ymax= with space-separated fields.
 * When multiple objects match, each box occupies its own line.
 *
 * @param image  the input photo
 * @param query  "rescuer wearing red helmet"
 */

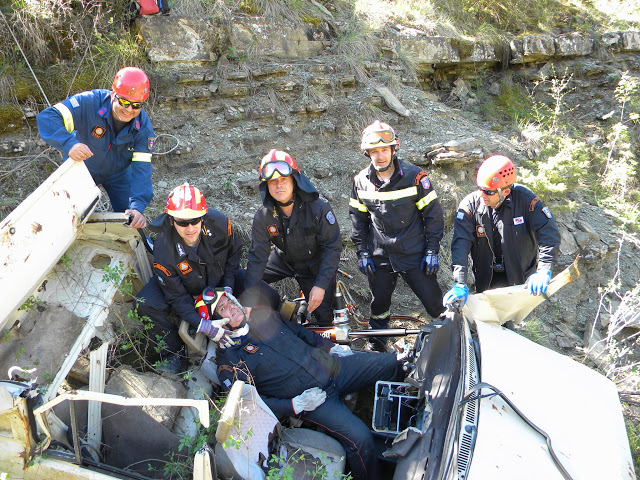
xmin=134 ymin=183 xmax=244 ymax=373
xmin=244 ymin=149 xmax=342 ymax=326
xmin=350 ymin=121 xmax=445 ymax=351
xmin=37 ymin=66 xmax=154 ymax=228
xmin=443 ymin=155 xmax=561 ymax=309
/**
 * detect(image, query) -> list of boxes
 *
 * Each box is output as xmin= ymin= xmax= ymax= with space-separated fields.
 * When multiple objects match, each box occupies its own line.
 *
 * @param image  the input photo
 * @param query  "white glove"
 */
xmin=292 ymin=387 xmax=327 ymax=414
xmin=197 ymin=318 xmax=234 ymax=348
xmin=329 ymin=344 xmax=354 ymax=357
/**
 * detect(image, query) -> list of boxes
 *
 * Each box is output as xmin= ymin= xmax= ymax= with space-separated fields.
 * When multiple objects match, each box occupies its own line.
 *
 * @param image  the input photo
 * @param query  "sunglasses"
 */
xmin=478 ymin=186 xmax=498 ymax=195
xmin=363 ymin=129 xmax=395 ymax=145
xmin=115 ymin=95 xmax=143 ymax=110
xmin=173 ymin=217 xmax=203 ymax=227
xmin=261 ymin=161 xmax=292 ymax=181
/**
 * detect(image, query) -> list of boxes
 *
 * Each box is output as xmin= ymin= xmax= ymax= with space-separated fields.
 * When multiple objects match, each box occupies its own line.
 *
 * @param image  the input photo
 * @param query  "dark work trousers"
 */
xmin=96 ymin=168 xmax=130 ymax=212
xmin=261 ymin=250 xmax=336 ymax=326
xmin=368 ymin=264 xmax=444 ymax=329
xmin=135 ymin=270 xmax=247 ymax=358
xmin=302 ymin=351 xmax=401 ymax=480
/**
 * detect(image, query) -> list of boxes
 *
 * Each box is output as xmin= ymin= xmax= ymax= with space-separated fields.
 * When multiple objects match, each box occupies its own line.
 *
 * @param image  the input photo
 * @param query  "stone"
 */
xmin=510 ymin=34 xmax=555 ymax=63
xmin=554 ymin=33 xmax=594 ymax=57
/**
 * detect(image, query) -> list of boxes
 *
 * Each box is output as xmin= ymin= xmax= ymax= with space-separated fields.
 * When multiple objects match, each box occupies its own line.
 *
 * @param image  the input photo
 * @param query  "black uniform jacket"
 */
xmin=450 ymin=185 xmax=561 ymax=293
xmin=150 ymin=210 xmax=243 ymax=327
xmin=216 ymin=307 xmax=337 ymax=417
xmin=349 ymin=158 xmax=444 ymax=271
xmin=245 ymin=172 xmax=342 ymax=291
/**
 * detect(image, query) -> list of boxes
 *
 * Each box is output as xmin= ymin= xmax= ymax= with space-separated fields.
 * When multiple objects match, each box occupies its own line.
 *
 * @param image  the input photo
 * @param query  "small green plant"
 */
xmin=58 ymin=253 xmax=73 ymax=269
xmin=18 ymin=295 xmax=45 ymax=312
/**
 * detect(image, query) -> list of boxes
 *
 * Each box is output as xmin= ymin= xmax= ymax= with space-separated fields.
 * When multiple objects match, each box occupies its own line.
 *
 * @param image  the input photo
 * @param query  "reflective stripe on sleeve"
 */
xmin=349 ymin=197 xmax=368 ymax=213
xmin=132 ymin=152 xmax=152 ymax=162
xmin=53 ymin=103 xmax=74 ymax=133
xmin=357 ymin=186 xmax=417 ymax=202
xmin=416 ymin=190 xmax=438 ymax=210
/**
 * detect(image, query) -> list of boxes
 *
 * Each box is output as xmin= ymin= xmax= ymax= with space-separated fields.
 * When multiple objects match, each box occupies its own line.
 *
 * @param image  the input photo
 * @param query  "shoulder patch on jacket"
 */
xmin=542 ymin=206 xmax=552 ymax=218
xmin=529 ymin=196 xmax=540 ymax=212
xmin=70 ymin=97 xmax=80 ymax=108
xmin=326 ymin=211 xmax=336 ymax=225
xmin=177 ymin=261 xmax=192 ymax=275
xmin=153 ymin=263 xmax=172 ymax=277
xmin=415 ymin=171 xmax=430 ymax=188
xmin=148 ymin=137 xmax=155 ymax=151
xmin=267 ymin=224 xmax=279 ymax=237
xmin=456 ymin=210 xmax=465 ymax=220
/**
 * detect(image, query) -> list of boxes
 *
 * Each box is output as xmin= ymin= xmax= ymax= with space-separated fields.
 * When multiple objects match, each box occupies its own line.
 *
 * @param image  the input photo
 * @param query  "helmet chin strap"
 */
xmin=370 ymin=145 xmax=397 ymax=172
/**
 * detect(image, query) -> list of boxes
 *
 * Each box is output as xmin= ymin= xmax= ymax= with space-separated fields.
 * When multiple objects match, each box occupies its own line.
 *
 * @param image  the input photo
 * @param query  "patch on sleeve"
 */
xmin=153 ymin=263 xmax=172 ymax=277
xmin=456 ymin=210 xmax=465 ymax=220
xmin=529 ymin=196 xmax=540 ymax=212
xmin=267 ymin=224 xmax=279 ymax=237
xmin=91 ymin=126 xmax=106 ymax=139
xmin=244 ymin=344 xmax=259 ymax=354
xmin=177 ymin=261 xmax=193 ymax=275
xmin=513 ymin=216 xmax=525 ymax=225
xmin=326 ymin=211 xmax=336 ymax=225
xmin=542 ymin=206 xmax=553 ymax=218
xmin=157 ymin=275 xmax=165 ymax=285
xmin=476 ymin=225 xmax=486 ymax=237
xmin=420 ymin=176 xmax=431 ymax=190
xmin=223 ymin=379 xmax=232 ymax=389
xmin=70 ymin=97 xmax=80 ymax=108
xmin=148 ymin=137 xmax=155 ymax=151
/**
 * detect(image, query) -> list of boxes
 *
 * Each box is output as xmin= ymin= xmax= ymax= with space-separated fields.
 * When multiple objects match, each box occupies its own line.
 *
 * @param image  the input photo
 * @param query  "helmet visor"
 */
xmin=362 ymin=129 xmax=395 ymax=146
xmin=260 ymin=161 xmax=293 ymax=181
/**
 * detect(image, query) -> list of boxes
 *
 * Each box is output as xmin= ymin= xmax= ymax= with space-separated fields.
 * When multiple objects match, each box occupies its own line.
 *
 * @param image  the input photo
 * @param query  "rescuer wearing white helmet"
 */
xmin=349 ymin=121 xmax=445 ymax=351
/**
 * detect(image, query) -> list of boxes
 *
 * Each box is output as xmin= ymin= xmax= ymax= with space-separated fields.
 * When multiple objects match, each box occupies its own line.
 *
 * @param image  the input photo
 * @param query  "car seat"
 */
xmin=214 ymin=380 xmax=347 ymax=480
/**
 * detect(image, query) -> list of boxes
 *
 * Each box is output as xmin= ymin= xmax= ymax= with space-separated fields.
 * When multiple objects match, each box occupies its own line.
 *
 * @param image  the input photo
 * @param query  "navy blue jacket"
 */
xmin=245 ymin=172 xmax=342 ymax=291
xmin=37 ymin=89 xmax=154 ymax=213
xmin=217 ymin=307 xmax=337 ymax=417
xmin=349 ymin=158 xmax=444 ymax=271
xmin=450 ymin=185 xmax=561 ymax=292
xmin=150 ymin=211 xmax=243 ymax=327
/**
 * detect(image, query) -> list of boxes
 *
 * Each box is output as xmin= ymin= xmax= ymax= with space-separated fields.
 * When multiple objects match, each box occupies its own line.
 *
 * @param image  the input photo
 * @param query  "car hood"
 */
xmin=468 ymin=319 xmax=634 ymax=480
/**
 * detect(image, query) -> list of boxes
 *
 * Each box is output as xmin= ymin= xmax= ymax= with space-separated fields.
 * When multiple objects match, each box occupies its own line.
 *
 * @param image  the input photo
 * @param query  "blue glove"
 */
xmin=443 ymin=283 xmax=469 ymax=309
xmin=528 ymin=270 xmax=551 ymax=296
xmin=358 ymin=252 xmax=375 ymax=277
xmin=420 ymin=250 xmax=439 ymax=275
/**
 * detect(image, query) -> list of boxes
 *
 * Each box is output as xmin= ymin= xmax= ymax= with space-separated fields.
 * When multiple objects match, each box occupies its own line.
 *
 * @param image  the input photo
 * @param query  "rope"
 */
xmin=153 ymin=133 xmax=180 ymax=155
xmin=0 ymin=9 xmax=51 ymax=107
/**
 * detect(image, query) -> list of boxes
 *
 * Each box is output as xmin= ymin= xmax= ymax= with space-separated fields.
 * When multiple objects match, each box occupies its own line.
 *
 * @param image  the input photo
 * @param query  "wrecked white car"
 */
xmin=0 ymin=161 xmax=635 ymax=480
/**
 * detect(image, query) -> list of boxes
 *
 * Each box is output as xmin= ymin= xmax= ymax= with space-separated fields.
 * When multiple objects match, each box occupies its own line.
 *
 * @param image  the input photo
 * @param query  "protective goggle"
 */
xmin=477 ymin=186 xmax=498 ymax=196
xmin=115 ymin=95 xmax=143 ymax=110
xmin=260 ymin=161 xmax=293 ymax=181
xmin=173 ymin=217 xmax=203 ymax=227
xmin=362 ymin=129 xmax=395 ymax=145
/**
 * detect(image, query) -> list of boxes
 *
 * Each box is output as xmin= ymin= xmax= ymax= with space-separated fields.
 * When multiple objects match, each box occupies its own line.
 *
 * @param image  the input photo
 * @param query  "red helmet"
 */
xmin=477 ymin=155 xmax=517 ymax=190
xmin=360 ymin=120 xmax=399 ymax=150
xmin=112 ymin=67 xmax=150 ymax=102
xmin=164 ymin=183 xmax=208 ymax=219
xmin=259 ymin=149 xmax=300 ymax=181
